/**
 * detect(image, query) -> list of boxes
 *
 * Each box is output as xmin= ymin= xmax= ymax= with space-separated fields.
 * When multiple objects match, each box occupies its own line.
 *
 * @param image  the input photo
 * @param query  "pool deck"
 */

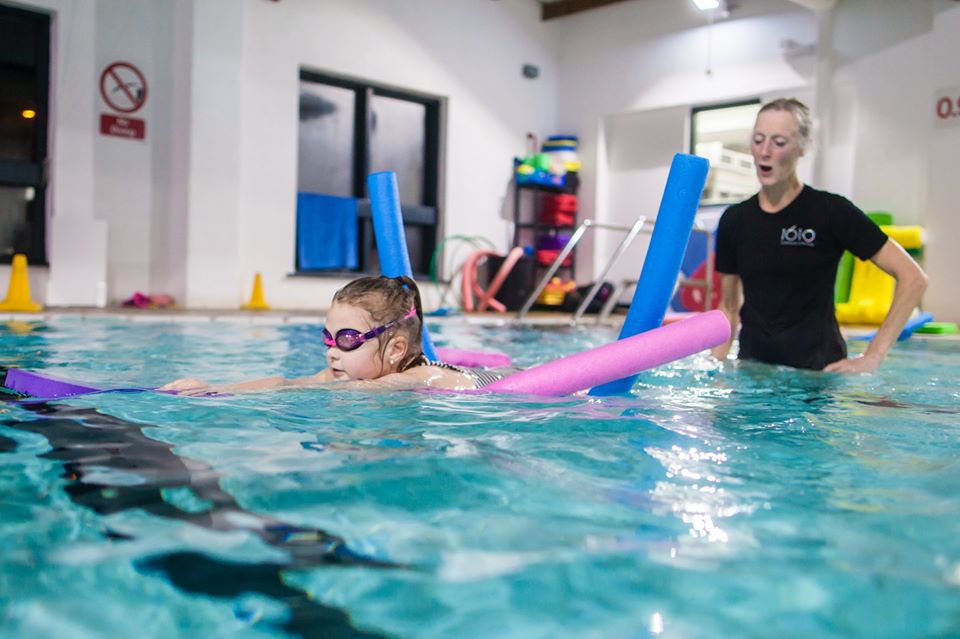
xmin=1 ymin=306 xmax=957 ymax=340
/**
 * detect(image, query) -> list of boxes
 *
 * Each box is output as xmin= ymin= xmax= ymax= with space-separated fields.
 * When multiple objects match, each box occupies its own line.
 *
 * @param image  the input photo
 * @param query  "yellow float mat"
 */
xmin=835 ymin=225 xmax=923 ymax=325
xmin=882 ymin=225 xmax=923 ymax=250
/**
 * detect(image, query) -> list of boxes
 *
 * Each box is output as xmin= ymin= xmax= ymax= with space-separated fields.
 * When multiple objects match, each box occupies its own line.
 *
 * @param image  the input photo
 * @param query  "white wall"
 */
xmin=553 ymin=0 xmax=816 ymax=284
xmin=6 ymin=0 xmax=172 ymax=306
xmin=93 ymin=0 xmax=168 ymax=300
xmin=182 ymin=0 xmax=244 ymax=308
xmin=830 ymin=1 xmax=934 ymax=221
xmin=824 ymin=0 xmax=958 ymax=320
xmin=11 ymin=0 xmax=558 ymax=311
xmin=923 ymin=3 xmax=960 ymax=322
xmin=7 ymin=0 xmax=958 ymax=321
xmin=552 ymin=0 xmax=959 ymax=321
xmin=600 ymin=106 xmax=687 ymax=286
xmin=5 ymin=0 xmax=99 ymax=305
xmin=233 ymin=0 xmax=559 ymax=310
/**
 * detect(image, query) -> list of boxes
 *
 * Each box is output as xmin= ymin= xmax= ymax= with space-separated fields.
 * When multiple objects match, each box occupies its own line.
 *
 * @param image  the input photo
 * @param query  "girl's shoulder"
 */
xmin=401 ymin=362 xmax=477 ymax=390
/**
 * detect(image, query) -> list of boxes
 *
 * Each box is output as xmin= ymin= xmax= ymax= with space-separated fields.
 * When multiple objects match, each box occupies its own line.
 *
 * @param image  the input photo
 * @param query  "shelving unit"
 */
xmin=511 ymin=172 xmax=580 ymax=292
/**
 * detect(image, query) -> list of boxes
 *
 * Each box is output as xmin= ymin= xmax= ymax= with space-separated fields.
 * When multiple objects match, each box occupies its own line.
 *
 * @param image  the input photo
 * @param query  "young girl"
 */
xmin=161 ymin=276 xmax=502 ymax=395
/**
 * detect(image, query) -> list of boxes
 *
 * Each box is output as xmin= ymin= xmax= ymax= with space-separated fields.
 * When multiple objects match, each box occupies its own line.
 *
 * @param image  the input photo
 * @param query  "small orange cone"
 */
xmin=241 ymin=272 xmax=271 ymax=310
xmin=0 ymin=254 xmax=42 ymax=312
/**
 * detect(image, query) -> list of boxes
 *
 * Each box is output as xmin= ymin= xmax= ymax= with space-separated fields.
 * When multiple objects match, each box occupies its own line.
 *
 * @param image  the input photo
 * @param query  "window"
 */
xmin=296 ymin=70 xmax=441 ymax=277
xmin=690 ymin=100 xmax=760 ymax=206
xmin=0 ymin=4 xmax=49 ymax=265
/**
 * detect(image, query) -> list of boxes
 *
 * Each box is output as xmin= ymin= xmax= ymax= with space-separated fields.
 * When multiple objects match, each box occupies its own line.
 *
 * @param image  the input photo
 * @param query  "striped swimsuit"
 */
xmin=427 ymin=361 xmax=510 ymax=389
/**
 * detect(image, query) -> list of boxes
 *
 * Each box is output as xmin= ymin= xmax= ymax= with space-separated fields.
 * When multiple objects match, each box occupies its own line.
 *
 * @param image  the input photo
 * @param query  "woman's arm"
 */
xmin=711 ymin=273 xmax=742 ymax=361
xmin=824 ymin=239 xmax=928 ymax=373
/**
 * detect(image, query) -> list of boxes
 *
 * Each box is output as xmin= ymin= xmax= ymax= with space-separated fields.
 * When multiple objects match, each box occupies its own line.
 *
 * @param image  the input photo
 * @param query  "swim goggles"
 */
xmin=322 ymin=305 xmax=417 ymax=352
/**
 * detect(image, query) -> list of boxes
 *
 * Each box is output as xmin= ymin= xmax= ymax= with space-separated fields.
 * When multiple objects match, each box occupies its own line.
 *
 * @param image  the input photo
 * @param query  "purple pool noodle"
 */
xmin=4 ymin=368 xmax=109 ymax=398
xmin=2 ymin=368 xmax=153 ymax=399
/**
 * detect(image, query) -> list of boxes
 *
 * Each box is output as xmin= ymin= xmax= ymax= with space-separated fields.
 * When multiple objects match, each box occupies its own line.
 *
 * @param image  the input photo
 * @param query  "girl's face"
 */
xmin=751 ymin=109 xmax=804 ymax=188
xmin=323 ymin=302 xmax=403 ymax=381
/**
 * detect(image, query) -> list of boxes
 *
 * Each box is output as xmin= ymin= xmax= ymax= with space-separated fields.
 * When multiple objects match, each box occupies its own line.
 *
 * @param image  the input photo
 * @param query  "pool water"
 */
xmin=1 ymin=316 xmax=958 ymax=638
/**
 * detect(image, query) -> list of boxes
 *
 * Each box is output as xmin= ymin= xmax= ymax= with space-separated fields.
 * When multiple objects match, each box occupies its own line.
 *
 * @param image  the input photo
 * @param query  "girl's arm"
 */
xmin=160 ymin=365 xmax=475 ymax=395
xmin=160 ymin=369 xmax=334 ymax=395
xmin=824 ymin=239 xmax=928 ymax=373
xmin=309 ymin=366 xmax=477 ymax=392
xmin=711 ymin=273 xmax=742 ymax=361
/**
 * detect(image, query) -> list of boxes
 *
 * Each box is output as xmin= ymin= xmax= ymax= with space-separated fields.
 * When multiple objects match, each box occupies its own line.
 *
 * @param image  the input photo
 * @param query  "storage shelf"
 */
xmin=512 ymin=171 xmax=580 ymax=289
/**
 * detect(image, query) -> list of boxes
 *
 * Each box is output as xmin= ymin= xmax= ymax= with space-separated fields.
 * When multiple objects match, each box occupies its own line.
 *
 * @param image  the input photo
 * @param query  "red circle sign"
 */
xmin=99 ymin=62 xmax=148 ymax=114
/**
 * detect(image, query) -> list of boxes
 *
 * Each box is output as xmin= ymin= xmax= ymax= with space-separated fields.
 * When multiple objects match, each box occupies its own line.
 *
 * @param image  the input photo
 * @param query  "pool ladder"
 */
xmin=516 ymin=218 xmax=716 ymax=323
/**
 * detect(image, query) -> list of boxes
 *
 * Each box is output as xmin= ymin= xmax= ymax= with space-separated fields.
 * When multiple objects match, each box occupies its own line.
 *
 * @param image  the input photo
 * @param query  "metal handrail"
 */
xmin=517 ymin=218 xmax=651 ymax=320
xmin=517 ymin=218 xmax=718 ymax=322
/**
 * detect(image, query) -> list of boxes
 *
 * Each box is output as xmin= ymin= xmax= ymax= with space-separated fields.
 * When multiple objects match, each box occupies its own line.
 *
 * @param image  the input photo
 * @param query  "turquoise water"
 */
xmin=1 ymin=316 xmax=958 ymax=638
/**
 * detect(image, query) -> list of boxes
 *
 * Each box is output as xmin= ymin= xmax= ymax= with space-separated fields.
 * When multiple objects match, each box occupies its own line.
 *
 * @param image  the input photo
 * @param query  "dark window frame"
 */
xmin=296 ymin=69 xmax=442 ymax=278
xmin=0 ymin=3 xmax=50 ymax=266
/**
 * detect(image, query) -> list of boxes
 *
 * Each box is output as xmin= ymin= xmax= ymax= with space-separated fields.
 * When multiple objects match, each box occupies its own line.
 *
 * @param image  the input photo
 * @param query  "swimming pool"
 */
xmin=1 ymin=315 xmax=958 ymax=638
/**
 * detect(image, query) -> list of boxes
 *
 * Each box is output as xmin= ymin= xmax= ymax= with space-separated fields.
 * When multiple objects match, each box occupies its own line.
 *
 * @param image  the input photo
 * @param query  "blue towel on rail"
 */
xmin=297 ymin=192 xmax=358 ymax=269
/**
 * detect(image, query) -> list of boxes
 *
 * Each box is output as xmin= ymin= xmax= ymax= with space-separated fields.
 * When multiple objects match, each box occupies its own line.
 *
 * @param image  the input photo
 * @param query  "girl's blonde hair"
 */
xmin=332 ymin=275 xmax=427 ymax=371
xmin=759 ymin=97 xmax=812 ymax=151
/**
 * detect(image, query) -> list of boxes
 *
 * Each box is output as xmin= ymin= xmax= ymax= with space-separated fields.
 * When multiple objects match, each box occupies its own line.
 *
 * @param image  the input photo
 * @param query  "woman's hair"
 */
xmin=332 ymin=275 xmax=427 ymax=371
xmin=759 ymin=97 xmax=812 ymax=151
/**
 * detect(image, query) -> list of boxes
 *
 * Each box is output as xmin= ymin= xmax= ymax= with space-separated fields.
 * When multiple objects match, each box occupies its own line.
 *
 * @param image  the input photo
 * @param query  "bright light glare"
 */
xmin=21 ymin=109 xmax=37 ymax=119
xmin=651 ymin=612 xmax=665 ymax=634
xmin=693 ymin=0 xmax=720 ymax=9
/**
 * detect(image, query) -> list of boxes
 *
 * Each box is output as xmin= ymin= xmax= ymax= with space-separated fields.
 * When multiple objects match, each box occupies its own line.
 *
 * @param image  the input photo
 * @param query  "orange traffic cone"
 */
xmin=241 ymin=272 xmax=271 ymax=310
xmin=0 ymin=254 xmax=42 ymax=312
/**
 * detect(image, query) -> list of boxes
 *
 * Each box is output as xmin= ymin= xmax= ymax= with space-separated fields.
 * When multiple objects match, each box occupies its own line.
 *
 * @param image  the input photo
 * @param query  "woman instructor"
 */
xmin=711 ymin=98 xmax=927 ymax=372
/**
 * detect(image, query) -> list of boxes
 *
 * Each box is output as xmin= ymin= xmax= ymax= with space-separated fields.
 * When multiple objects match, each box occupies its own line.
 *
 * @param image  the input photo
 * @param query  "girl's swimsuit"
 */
xmin=427 ymin=361 xmax=511 ymax=389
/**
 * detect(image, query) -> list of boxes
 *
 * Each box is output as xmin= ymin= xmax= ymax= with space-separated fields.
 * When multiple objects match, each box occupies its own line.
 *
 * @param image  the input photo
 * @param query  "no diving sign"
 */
xmin=99 ymin=61 xmax=147 ymax=140
xmin=100 ymin=62 xmax=147 ymax=113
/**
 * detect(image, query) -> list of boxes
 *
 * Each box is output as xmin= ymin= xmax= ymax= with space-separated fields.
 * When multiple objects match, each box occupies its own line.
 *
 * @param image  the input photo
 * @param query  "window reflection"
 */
xmin=692 ymin=102 xmax=760 ymax=206
xmin=369 ymin=95 xmax=425 ymax=204
xmin=297 ymin=82 xmax=355 ymax=196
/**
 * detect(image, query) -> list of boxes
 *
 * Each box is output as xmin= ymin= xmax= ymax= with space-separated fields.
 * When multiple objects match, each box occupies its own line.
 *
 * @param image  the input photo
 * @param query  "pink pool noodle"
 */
xmin=436 ymin=347 xmax=512 ymax=368
xmin=485 ymin=310 xmax=730 ymax=396
xmin=462 ymin=247 xmax=524 ymax=313
xmin=477 ymin=246 xmax=526 ymax=312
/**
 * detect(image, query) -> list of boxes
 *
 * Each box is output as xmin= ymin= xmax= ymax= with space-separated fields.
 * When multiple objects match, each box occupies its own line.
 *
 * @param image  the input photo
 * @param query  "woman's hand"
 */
xmin=826 ymin=240 xmax=927 ymax=375
xmin=823 ymin=352 xmax=883 ymax=374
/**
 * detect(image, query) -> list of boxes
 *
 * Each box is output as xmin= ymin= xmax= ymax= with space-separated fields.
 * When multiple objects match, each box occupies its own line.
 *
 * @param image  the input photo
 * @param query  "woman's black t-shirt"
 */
xmin=714 ymin=185 xmax=888 ymax=370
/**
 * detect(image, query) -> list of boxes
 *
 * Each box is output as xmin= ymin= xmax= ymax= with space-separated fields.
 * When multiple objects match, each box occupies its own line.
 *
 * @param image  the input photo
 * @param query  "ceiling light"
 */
xmin=693 ymin=0 xmax=720 ymax=9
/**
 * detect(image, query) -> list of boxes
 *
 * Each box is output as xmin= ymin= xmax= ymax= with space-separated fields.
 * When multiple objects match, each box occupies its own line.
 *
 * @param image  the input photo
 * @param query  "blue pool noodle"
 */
xmin=590 ymin=153 xmax=709 ymax=396
xmin=367 ymin=171 xmax=439 ymax=361
xmin=849 ymin=311 xmax=934 ymax=342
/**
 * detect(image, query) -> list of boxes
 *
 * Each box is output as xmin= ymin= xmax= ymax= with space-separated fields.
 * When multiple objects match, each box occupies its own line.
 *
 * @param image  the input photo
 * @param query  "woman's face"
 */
xmin=323 ymin=302 xmax=393 ymax=381
xmin=751 ymin=109 xmax=804 ymax=188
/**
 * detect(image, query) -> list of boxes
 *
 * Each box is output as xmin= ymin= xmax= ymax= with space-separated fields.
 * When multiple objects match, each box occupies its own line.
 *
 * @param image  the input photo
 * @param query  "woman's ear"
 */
xmin=385 ymin=333 xmax=409 ymax=368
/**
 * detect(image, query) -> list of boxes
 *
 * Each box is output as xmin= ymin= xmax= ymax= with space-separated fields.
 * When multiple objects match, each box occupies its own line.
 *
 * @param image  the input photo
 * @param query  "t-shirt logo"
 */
xmin=780 ymin=225 xmax=816 ymax=247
